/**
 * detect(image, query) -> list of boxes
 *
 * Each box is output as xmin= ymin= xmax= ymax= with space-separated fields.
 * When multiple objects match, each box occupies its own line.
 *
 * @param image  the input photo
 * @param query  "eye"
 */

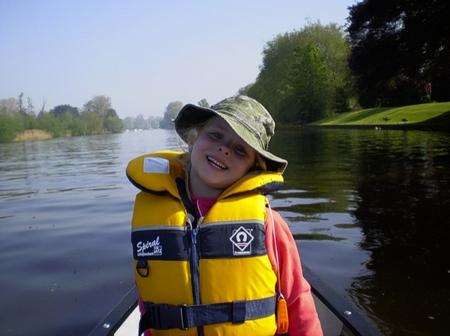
xmin=234 ymin=145 xmax=247 ymax=157
xmin=207 ymin=131 xmax=222 ymax=140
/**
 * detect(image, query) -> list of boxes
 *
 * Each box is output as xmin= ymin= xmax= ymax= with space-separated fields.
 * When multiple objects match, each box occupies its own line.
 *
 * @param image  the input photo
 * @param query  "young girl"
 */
xmin=127 ymin=95 xmax=323 ymax=336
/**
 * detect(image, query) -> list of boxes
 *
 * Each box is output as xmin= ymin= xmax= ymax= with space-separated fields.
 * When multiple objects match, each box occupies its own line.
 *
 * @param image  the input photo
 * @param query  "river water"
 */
xmin=0 ymin=128 xmax=449 ymax=335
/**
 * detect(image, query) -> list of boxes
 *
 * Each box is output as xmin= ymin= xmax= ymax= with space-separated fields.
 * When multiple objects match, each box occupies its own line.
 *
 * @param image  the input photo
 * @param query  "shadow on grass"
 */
xmin=332 ymin=108 xmax=390 ymax=123
xmin=417 ymin=110 xmax=450 ymax=129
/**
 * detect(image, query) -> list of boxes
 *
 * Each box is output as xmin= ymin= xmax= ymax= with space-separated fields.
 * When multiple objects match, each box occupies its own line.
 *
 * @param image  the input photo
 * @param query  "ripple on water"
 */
xmin=270 ymin=196 xmax=331 ymax=208
xmin=276 ymin=188 xmax=308 ymax=194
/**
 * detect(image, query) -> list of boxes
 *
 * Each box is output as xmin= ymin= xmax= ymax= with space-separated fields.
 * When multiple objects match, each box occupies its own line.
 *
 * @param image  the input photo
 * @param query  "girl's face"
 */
xmin=189 ymin=117 xmax=256 ymax=195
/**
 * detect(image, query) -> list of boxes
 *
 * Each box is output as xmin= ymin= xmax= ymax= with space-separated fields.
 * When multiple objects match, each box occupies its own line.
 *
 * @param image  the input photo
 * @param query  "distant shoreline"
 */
xmin=8 ymin=128 xmax=166 ymax=143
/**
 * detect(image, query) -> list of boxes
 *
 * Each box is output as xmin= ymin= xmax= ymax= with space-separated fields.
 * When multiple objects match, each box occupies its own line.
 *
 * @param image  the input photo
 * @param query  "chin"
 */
xmin=203 ymin=178 xmax=229 ymax=190
xmin=200 ymin=174 xmax=231 ymax=190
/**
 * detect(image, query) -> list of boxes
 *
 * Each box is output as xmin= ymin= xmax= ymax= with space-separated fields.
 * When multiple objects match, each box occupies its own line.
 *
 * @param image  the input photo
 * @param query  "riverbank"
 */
xmin=13 ymin=129 xmax=53 ymax=141
xmin=310 ymin=102 xmax=450 ymax=130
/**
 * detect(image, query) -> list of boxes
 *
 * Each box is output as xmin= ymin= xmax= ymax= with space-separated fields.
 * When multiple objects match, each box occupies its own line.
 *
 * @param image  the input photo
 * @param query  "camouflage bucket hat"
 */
xmin=174 ymin=95 xmax=288 ymax=173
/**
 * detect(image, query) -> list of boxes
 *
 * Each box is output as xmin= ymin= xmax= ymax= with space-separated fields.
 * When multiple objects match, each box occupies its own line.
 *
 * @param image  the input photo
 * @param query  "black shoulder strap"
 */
xmin=175 ymin=177 xmax=199 ymax=221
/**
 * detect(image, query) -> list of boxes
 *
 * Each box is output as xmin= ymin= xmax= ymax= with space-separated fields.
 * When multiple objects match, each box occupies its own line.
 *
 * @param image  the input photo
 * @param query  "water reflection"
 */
xmin=271 ymin=128 xmax=450 ymax=336
xmin=350 ymin=131 xmax=450 ymax=335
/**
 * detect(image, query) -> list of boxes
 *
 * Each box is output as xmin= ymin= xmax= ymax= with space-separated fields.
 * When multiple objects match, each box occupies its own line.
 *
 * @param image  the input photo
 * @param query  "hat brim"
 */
xmin=175 ymin=104 xmax=288 ymax=173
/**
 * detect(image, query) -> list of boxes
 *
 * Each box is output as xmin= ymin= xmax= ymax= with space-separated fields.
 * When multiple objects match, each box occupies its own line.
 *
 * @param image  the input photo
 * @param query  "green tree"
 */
xmin=81 ymin=96 xmax=123 ymax=134
xmin=49 ymin=104 xmax=80 ymax=118
xmin=247 ymin=22 xmax=353 ymax=123
xmin=17 ymin=92 xmax=25 ymax=115
xmin=347 ymin=0 xmax=450 ymax=106
xmin=237 ymin=83 xmax=253 ymax=96
xmin=161 ymin=101 xmax=183 ymax=129
xmin=103 ymin=108 xmax=123 ymax=133
xmin=83 ymin=95 xmax=112 ymax=116
xmin=197 ymin=99 xmax=209 ymax=108
xmin=37 ymin=112 xmax=65 ymax=137
xmin=22 ymin=114 xmax=37 ymax=130
xmin=282 ymin=43 xmax=334 ymax=123
xmin=0 ymin=114 xmax=23 ymax=142
xmin=104 ymin=115 xmax=124 ymax=133
xmin=81 ymin=112 xmax=104 ymax=134
xmin=26 ymin=97 xmax=34 ymax=116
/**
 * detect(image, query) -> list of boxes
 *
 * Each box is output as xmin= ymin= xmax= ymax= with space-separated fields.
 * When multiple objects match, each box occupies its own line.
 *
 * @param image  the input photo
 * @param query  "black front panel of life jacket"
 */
xmin=131 ymin=228 xmax=188 ymax=260
xmin=199 ymin=222 xmax=267 ymax=258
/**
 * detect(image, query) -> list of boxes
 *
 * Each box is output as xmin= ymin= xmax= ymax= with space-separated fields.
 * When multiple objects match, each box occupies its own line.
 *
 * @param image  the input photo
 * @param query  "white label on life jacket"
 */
xmin=136 ymin=237 xmax=163 ymax=256
xmin=143 ymin=157 xmax=169 ymax=174
xmin=229 ymin=226 xmax=254 ymax=256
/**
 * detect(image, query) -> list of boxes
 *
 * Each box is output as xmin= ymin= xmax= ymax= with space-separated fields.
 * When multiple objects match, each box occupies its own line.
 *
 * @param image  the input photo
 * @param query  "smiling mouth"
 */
xmin=206 ymin=155 xmax=228 ymax=170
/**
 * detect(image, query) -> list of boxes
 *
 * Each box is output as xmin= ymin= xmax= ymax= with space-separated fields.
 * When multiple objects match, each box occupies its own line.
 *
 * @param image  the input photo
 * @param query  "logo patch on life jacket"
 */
xmin=136 ymin=236 xmax=163 ymax=257
xmin=229 ymin=226 xmax=254 ymax=256
xmin=143 ymin=157 xmax=169 ymax=174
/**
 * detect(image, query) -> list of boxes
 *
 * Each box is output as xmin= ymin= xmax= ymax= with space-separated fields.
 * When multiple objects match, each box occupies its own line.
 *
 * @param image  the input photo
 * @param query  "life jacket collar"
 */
xmin=126 ymin=150 xmax=284 ymax=199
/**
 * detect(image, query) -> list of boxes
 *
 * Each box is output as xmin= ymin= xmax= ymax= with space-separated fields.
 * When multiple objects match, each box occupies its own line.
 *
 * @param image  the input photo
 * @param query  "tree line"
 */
xmin=106 ymin=98 xmax=208 ymax=130
xmin=122 ymin=115 xmax=162 ymax=130
xmin=0 ymin=93 xmax=210 ymax=142
xmin=241 ymin=0 xmax=449 ymax=124
xmin=0 ymin=94 xmax=123 ymax=142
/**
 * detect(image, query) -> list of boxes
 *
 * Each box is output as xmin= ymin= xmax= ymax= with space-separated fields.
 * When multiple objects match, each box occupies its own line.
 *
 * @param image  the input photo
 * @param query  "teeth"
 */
xmin=207 ymin=156 xmax=227 ymax=169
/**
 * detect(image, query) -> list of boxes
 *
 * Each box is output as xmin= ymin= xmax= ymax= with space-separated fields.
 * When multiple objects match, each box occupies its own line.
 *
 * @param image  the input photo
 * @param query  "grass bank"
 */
xmin=310 ymin=102 xmax=450 ymax=130
xmin=14 ymin=129 xmax=53 ymax=142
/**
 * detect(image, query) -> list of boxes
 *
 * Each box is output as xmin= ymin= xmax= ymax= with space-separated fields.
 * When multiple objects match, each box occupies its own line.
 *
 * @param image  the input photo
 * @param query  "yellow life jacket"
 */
xmin=127 ymin=150 xmax=284 ymax=336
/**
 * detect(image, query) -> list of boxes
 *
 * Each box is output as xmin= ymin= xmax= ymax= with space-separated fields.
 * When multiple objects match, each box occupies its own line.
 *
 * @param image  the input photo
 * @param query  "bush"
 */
xmin=0 ymin=115 xmax=24 ymax=142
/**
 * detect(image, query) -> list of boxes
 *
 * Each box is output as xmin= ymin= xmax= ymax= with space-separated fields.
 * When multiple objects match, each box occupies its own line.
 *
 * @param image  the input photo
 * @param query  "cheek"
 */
xmin=193 ymin=135 xmax=212 ymax=152
xmin=190 ymin=145 xmax=202 ymax=163
xmin=191 ymin=138 xmax=205 ymax=155
xmin=233 ymin=157 xmax=254 ymax=175
xmin=190 ymin=139 xmax=212 ymax=167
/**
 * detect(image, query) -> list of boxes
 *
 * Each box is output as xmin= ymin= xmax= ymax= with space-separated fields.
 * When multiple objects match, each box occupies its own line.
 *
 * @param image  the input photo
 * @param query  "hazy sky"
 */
xmin=0 ymin=0 xmax=356 ymax=118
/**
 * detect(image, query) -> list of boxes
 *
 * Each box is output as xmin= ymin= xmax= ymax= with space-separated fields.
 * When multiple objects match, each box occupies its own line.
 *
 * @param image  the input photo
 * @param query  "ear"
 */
xmin=254 ymin=154 xmax=267 ymax=171
xmin=185 ymin=128 xmax=200 ymax=147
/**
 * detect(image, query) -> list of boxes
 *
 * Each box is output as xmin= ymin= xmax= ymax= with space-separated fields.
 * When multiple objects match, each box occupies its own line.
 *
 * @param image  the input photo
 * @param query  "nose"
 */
xmin=218 ymin=146 xmax=230 ymax=156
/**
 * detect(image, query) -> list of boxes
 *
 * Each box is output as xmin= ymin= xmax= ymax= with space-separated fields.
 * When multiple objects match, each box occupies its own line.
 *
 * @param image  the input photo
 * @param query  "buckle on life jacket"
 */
xmin=140 ymin=303 xmax=189 ymax=332
xmin=136 ymin=259 xmax=149 ymax=277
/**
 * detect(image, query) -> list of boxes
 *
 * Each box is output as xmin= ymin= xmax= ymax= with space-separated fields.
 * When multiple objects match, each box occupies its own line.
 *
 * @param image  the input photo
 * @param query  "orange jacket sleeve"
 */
xmin=265 ymin=209 xmax=323 ymax=336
